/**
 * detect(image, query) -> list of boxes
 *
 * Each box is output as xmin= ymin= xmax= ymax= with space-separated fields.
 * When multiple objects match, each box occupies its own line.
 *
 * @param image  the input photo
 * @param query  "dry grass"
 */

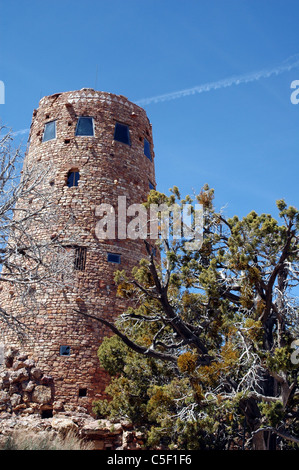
xmin=0 ymin=429 xmax=94 ymax=450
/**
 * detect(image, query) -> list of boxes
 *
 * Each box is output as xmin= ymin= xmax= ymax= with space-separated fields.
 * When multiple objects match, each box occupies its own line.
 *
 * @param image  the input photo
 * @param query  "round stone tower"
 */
xmin=0 ymin=89 xmax=156 ymax=415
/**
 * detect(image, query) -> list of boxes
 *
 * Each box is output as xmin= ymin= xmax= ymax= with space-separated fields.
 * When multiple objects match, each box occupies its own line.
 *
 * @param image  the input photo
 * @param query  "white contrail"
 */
xmin=12 ymin=128 xmax=30 ymax=136
xmin=12 ymin=54 xmax=299 ymax=136
xmin=135 ymin=53 xmax=299 ymax=106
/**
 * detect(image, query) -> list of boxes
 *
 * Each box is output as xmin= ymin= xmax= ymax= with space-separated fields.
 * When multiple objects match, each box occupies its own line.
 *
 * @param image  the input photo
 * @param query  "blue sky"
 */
xmin=0 ymin=0 xmax=298 ymax=220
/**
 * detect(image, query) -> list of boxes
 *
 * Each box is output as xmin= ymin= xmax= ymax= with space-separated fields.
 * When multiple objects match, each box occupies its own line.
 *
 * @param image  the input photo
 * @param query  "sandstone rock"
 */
xmin=22 ymin=392 xmax=31 ymax=403
xmin=82 ymin=419 xmax=123 ymax=437
xmin=12 ymin=403 xmax=26 ymax=412
xmin=51 ymin=417 xmax=78 ymax=434
xmin=0 ymin=412 xmax=144 ymax=450
xmin=0 ymin=391 xmax=10 ymax=404
xmin=80 ymin=419 xmax=102 ymax=437
xmin=53 ymin=400 xmax=64 ymax=412
xmin=32 ymin=385 xmax=52 ymax=405
xmin=10 ymin=368 xmax=29 ymax=384
xmin=4 ymin=348 xmax=18 ymax=368
xmin=22 ymin=407 xmax=34 ymax=415
xmin=0 ymin=412 xmax=12 ymax=419
xmin=15 ymin=354 xmax=28 ymax=362
xmin=0 ymin=372 xmax=10 ymax=390
xmin=9 ymin=384 xmax=19 ymax=395
xmin=21 ymin=380 xmax=35 ymax=392
xmin=41 ymin=375 xmax=53 ymax=385
xmin=13 ymin=360 xmax=28 ymax=371
xmin=30 ymin=368 xmax=43 ymax=380
xmin=24 ymin=359 xmax=35 ymax=369
xmin=10 ymin=394 xmax=21 ymax=407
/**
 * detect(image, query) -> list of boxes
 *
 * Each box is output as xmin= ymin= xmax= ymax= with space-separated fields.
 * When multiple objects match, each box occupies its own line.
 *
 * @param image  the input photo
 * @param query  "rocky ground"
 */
xmin=0 ymin=411 xmax=144 ymax=450
xmin=0 ymin=349 xmax=144 ymax=450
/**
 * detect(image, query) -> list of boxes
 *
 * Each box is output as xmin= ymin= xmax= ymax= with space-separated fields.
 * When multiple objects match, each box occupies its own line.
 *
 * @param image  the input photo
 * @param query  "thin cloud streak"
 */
xmin=135 ymin=54 xmax=299 ymax=106
xmin=12 ymin=128 xmax=30 ymax=136
xmin=12 ymin=54 xmax=299 ymax=135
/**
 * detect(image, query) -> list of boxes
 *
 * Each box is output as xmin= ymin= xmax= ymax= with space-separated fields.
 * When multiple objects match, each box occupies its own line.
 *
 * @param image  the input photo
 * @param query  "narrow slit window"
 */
xmin=114 ymin=123 xmax=131 ymax=145
xmin=75 ymin=117 xmax=94 ymax=136
xmin=74 ymin=246 xmax=87 ymax=271
xmin=60 ymin=345 xmax=70 ymax=356
xmin=149 ymin=180 xmax=155 ymax=190
xmin=144 ymin=138 xmax=152 ymax=161
xmin=42 ymin=120 xmax=56 ymax=142
xmin=107 ymin=253 xmax=121 ymax=264
xmin=67 ymin=170 xmax=80 ymax=187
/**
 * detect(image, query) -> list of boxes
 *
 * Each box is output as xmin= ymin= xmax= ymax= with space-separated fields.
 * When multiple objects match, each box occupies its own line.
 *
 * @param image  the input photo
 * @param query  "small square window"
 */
xmin=144 ymin=138 xmax=152 ymax=161
xmin=114 ymin=123 xmax=131 ymax=145
xmin=41 ymin=409 xmax=53 ymax=419
xmin=75 ymin=117 xmax=94 ymax=136
xmin=107 ymin=253 xmax=121 ymax=264
xmin=79 ymin=388 xmax=87 ymax=397
xmin=67 ymin=170 xmax=80 ymax=187
xmin=60 ymin=345 xmax=70 ymax=356
xmin=74 ymin=246 xmax=87 ymax=271
xmin=42 ymin=121 xmax=56 ymax=142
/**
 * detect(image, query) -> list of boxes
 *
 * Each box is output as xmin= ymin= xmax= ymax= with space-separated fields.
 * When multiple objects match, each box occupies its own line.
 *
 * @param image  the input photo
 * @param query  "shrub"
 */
xmin=0 ymin=430 xmax=94 ymax=450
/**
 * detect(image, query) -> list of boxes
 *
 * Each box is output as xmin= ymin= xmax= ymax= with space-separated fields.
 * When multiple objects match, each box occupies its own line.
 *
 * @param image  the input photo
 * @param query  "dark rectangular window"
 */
xmin=107 ymin=253 xmax=121 ymax=264
xmin=67 ymin=170 xmax=80 ymax=187
xmin=75 ymin=117 xmax=94 ymax=136
xmin=41 ymin=409 xmax=53 ymax=419
xmin=114 ymin=123 xmax=131 ymax=145
xmin=60 ymin=345 xmax=70 ymax=356
xmin=43 ymin=121 xmax=56 ymax=142
xmin=74 ymin=246 xmax=87 ymax=270
xmin=79 ymin=388 xmax=87 ymax=397
xmin=144 ymin=138 xmax=152 ymax=161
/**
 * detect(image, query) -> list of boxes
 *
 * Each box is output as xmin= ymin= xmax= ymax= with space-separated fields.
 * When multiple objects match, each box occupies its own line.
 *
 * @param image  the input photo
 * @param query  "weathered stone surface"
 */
xmin=21 ymin=380 xmax=35 ymax=392
xmin=10 ymin=393 xmax=21 ymax=407
xmin=13 ymin=360 xmax=28 ymax=371
xmin=10 ymin=368 xmax=29 ymax=384
xmin=4 ymin=349 xmax=18 ymax=368
xmin=0 ymin=354 xmax=53 ymax=414
xmin=51 ymin=417 xmax=78 ymax=433
xmin=53 ymin=400 xmax=64 ymax=412
xmin=0 ymin=412 xmax=145 ymax=450
xmin=0 ymin=373 xmax=9 ymax=390
xmin=41 ymin=375 xmax=53 ymax=385
xmin=0 ymin=391 xmax=10 ymax=404
xmin=30 ymin=368 xmax=43 ymax=381
xmin=24 ymin=359 xmax=35 ymax=369
xmin=16 ymin=354 xmax=28 ymax=362
xmin=32 ymin=385 xmax=52 ymax=405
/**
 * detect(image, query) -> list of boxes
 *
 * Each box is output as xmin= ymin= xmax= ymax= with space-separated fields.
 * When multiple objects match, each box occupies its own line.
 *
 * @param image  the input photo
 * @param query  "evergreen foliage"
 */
xmin=93 ymin=186 xmax=299 ymax=450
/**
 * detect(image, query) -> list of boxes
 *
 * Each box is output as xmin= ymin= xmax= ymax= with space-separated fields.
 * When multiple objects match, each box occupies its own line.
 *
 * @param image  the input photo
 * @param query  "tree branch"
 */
xmin=73 ymin=309 xmax=179 ymax=365
xmin=252 ymin=426 xmax=299 ymax=445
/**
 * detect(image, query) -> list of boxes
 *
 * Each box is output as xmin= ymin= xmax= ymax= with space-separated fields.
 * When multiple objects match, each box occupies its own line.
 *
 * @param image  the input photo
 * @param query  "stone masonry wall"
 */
xmin=0 ymin=89 xmax=156 ymax=414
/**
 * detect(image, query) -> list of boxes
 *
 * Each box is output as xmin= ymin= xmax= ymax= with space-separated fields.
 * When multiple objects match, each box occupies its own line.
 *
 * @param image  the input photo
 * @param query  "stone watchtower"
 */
xmin=0 ymin=89 xmax=156 ymax=415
